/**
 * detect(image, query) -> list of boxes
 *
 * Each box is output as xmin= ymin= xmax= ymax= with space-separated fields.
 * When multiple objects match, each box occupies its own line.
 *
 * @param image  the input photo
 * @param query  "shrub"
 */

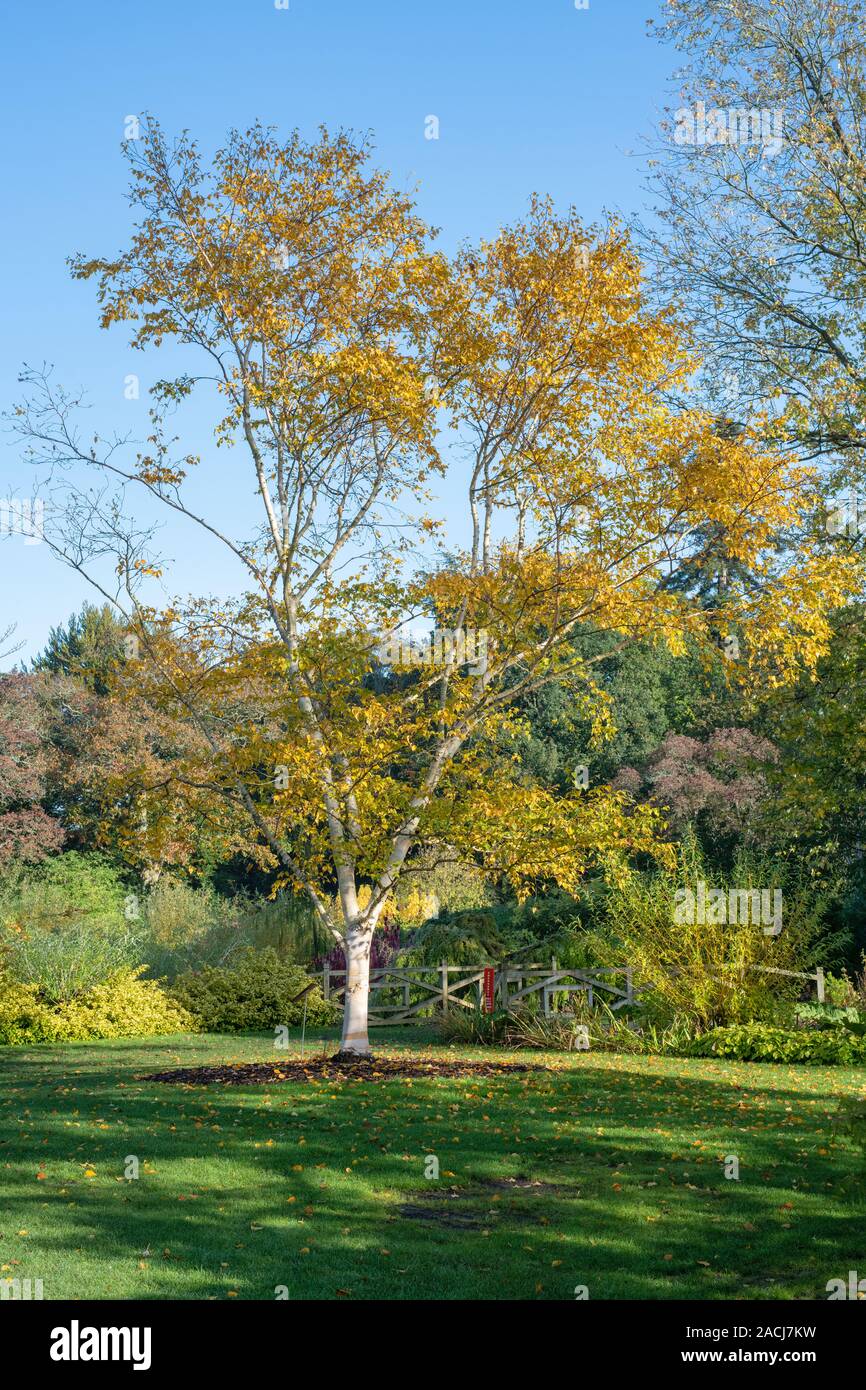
xmin=408 ymin=892 xmax=589 ymax=964
xmin=137 ymin=879 xmax=243 ymax=978
xmin=143 ymin=877 xmax=224 ymax=948
xmin=0 ymin=852 xmax=127 ymax=934
xmin=502 ymin=1008 xmax=593 ymax=1052
xmin=822 ymin=970 xmax=861 ymax=1008
xmin=0 ymin=852 xmax=139 ymax=1001
xmin=403 ymin=912 xmax=508 ymax=966
xmin=521 ymin=1003 xmax=693 ymax=1054
xmin=435 ymin=998 xmax=697 ymax=1055
xmin=2 ymin=921 xmax=141 ymax=1002
xmin=684 ymin=1023 xmax=866 ymax=1065
xmin=0 ymin=968 xmax=196 ymax=1045
xmin=171 ymin=948 xmax=339 ymax=1033
xmin=790 ymin=1002 xmax=865 ymax=1030
xmin=0 ymin=979 xmax=52 ymax=1045
xmin=436 ymin=1007 xmax=511 ymax=1045
xmin=231 ymin=893 xmax=330 ymax=965
xmin=138 ymin=882 xmax=331 ymax=978
xmin=588 ymin=834 xmax=830 ymax=1030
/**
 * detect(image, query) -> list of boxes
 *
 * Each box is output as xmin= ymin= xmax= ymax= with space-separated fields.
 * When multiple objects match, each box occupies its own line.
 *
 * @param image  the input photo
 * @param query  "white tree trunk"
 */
xmin=340 ymin=924 xmax=372 ymax=1055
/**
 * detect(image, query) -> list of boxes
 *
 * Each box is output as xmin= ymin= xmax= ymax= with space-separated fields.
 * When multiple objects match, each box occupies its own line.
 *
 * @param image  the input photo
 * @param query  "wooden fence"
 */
xmin=314 ymin=960 xmax=826 ymax=1026
xmin=316 ymin=960 xmax=634 ymax=1027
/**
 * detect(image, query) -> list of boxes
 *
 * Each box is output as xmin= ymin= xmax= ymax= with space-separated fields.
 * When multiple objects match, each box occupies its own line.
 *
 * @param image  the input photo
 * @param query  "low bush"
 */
xmin=684 ymin=1023 xmax=866 ymax=1064
xmin=436 ymin=999 xmax=697 ymax=1055
xmin=1 ymin=921 xmax=141 ymax=1002
xmin=790 ymin=1002 xmax=866 ymax=1030
xmin=822 ymin=969 xmax=862 ymax=1008
xmin=502 ymin=1008 xmax=594 ymax=1051
xmin=170 ymin=948 xmax=339 ymax=1033
xmin=436 ymin=1007 xmax=511 ymax=1045
xmin=0 ymin=968 xmax=196 ymax=1045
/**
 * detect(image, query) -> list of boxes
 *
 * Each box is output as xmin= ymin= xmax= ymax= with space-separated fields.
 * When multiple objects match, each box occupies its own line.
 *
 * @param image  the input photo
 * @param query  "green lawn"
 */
xmin=1 ymin=1029 xmax=863 ymax=1300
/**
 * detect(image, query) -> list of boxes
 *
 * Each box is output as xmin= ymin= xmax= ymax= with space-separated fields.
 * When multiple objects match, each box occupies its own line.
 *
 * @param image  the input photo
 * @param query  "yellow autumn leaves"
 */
xmin=61 ymin=117 xmax=862 ymax=940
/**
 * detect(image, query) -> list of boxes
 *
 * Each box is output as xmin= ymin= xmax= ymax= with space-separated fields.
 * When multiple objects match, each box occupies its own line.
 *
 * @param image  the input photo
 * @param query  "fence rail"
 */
xmin=313 ymin=960 xmax=826 ymax=1026
xmin=315 ymin=960 xmax=633 ymax=1026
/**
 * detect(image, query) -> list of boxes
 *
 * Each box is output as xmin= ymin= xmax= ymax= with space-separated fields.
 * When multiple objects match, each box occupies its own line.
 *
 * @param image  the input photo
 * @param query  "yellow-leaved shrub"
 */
xmin=0 ymin=968 xmax=197 ymax=1045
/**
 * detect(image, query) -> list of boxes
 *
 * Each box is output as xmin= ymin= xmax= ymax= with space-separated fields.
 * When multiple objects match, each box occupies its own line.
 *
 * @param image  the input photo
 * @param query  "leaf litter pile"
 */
xmin=144 ymin=1055 xmax=548 ymax=1086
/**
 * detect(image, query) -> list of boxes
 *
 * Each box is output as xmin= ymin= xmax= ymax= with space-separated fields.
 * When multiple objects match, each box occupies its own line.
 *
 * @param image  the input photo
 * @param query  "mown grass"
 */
xmin=0 ymin=1028 xmax=863 ymax=1300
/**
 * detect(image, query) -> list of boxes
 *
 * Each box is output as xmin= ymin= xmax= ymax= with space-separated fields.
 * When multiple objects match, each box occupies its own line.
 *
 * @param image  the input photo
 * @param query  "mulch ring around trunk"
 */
xmin=142 ymin=1056 xmax=550 ymax=1086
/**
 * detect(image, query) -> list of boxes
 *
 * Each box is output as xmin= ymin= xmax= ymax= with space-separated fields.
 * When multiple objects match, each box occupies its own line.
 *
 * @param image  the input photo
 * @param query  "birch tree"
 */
xmin=10 ymin=119 xmax=856 ymax=1054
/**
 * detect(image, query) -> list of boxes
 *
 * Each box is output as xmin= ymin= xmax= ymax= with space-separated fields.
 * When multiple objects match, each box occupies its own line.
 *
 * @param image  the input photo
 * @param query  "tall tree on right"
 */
xmin=645 ymin=0 xmax=866 ymax=493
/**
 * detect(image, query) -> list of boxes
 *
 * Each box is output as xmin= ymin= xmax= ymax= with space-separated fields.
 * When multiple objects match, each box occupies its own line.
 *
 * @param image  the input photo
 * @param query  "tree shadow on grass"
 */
xmin=0 ymin=1040 xmax=863 ymax=1300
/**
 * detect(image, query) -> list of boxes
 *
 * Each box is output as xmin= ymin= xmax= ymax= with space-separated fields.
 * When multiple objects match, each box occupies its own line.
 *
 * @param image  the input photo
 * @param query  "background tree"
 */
xmin=757 ymin=601 xmax=866 ymax=961
xmin=646 ymin=0 xmax=866 ymax=491
xmin=38 ymin=669 xmax=265 ymax=881
xmin=501 ymin=632 xmax=736 ymax=795
xmin=612 ymin=727 xmax=778 ymax=871
xmin=0 ymin=673 xmax=65 ymax=867
xmin=0 ymin=624 xmax=23 ymax=666
xmin=31 ymin=602 xmax=126 ymax=695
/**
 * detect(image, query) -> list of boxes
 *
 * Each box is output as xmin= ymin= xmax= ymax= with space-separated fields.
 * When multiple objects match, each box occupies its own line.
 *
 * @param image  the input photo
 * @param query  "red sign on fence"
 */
xmin=482 ymin=967 xmax=495 ymax=1014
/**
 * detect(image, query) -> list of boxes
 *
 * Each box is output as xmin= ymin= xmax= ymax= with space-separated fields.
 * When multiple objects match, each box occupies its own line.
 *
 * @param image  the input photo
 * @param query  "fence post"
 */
xmin=500 ymin=963 xmax=509 ymax=1013
xmin=323 ymin=964 xmax=330 ymax=1001
xmin=543 ymin=958 xmax=555 ymax=1017
xmin=625 ymin=967 xmax=633 ymax=1006
xmin=816 ymin=967 xmax=825 ymax=1005
xmin=440 ymin=960 xmax=449 ymax=1013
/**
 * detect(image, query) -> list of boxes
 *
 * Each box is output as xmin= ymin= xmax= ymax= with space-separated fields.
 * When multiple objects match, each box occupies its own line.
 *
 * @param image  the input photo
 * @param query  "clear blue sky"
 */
xmin=0 ymin=0 xmax=676 ymax=662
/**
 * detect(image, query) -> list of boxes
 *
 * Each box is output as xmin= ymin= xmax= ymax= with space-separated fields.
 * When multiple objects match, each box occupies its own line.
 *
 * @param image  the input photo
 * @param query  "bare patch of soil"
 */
xmin=397 ymin=1175 xmax=576 ymax=1230
xmin=398 ymin=1202 xmax=484 ymax=1230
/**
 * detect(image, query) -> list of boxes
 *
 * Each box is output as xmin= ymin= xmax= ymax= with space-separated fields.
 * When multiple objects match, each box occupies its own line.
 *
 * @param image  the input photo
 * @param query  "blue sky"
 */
xmin=0 ymin=0 xmax=677 ymax=662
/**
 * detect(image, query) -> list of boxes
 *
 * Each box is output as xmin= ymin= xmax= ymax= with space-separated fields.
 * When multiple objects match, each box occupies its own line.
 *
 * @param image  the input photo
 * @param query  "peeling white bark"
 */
xmin=340 ymin=924 xmax=373 ymax=1054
